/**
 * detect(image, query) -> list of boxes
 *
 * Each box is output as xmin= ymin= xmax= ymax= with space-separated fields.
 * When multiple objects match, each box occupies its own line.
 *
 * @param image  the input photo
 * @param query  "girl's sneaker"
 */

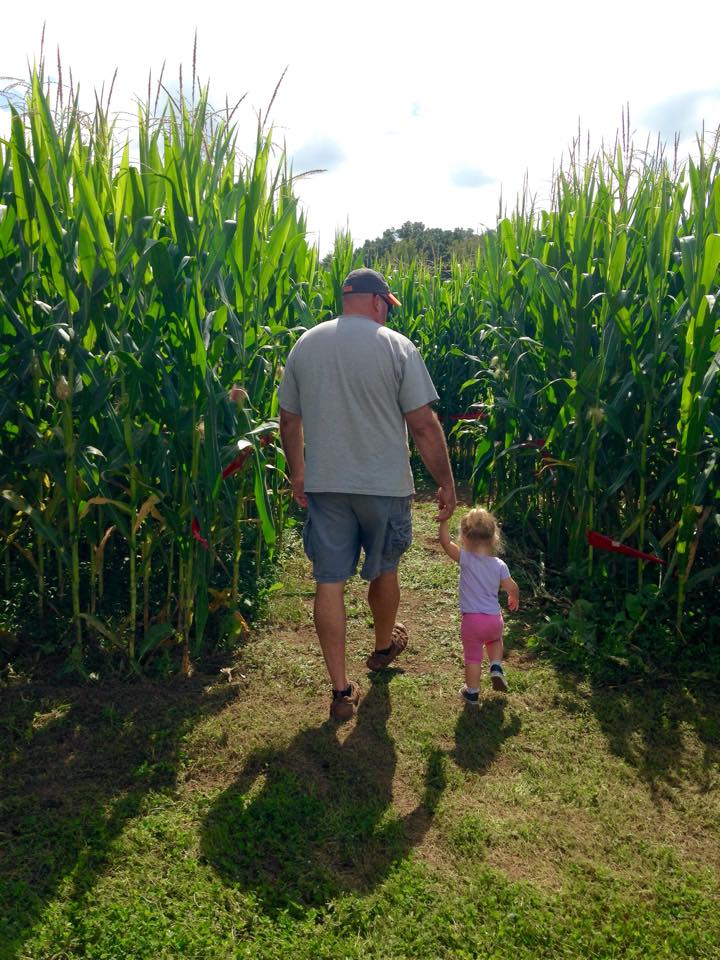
xmin=459 ymin=684 xmax=480 ymax=706
xmin=489 ymin=663 xmax=509 ymax=692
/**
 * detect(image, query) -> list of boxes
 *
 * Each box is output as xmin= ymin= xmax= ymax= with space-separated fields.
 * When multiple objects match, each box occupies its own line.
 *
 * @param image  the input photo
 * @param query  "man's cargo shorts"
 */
xmin=302 ymin=493 xmax=413 ymax=583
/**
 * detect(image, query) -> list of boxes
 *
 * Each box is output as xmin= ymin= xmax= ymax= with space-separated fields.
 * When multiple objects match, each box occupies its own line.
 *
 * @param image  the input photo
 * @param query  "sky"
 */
xmin=3 ymin=0 xmax=720 ymax=254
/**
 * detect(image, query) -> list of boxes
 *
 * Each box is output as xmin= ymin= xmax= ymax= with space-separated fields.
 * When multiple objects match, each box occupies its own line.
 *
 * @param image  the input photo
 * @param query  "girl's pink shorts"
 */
xmin=460 ymin=612 xmax=504 ymax=664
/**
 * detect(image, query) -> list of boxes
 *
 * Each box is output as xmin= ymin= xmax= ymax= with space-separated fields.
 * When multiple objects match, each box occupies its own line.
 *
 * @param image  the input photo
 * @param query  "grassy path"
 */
xmin=1 ymin=500 xmax=719 ymax=959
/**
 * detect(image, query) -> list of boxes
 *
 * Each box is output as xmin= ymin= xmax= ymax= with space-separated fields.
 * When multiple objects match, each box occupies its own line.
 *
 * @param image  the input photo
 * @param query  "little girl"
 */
xmin=439 ymin=508 xmax=519 ymax=704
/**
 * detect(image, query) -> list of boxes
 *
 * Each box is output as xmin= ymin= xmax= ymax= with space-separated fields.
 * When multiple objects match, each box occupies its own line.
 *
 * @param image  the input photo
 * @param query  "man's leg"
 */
xmin=368 ymin=570 xmax=400 ymax=652
xmin=314 ymin=580 xmax=349 ymax=690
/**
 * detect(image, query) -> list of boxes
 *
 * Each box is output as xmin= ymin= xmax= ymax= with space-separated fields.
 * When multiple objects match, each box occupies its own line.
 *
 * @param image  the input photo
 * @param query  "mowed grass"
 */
xmin=1 ymin=500 xmax=719 ymax=959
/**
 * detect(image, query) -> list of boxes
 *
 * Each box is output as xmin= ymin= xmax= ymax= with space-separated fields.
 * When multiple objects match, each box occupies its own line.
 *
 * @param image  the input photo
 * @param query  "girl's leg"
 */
xmin=486 ymin=615 xmax=505 ymax=665
xmin=486 ymin=638 xmax=503 ymax=664
xmin=464 ymin=660 xmax=483 ymax=689
xmin=460 ymin=614 xmax=484 ymax=693
xmin=486 ymin=618 xmax=508 ymax=691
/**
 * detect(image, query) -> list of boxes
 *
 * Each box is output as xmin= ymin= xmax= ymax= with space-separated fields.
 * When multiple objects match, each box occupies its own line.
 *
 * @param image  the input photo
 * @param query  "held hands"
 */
xmin=436 ymin=484 xmax=457 ymax=522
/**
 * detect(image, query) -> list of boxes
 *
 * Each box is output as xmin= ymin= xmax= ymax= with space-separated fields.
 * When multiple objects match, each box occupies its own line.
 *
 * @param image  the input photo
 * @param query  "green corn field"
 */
xmin=1 ymin=67 xmax=718 ymax=677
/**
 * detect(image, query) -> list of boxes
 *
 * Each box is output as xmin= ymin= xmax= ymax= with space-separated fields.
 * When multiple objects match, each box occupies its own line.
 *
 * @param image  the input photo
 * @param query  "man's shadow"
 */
xmin=0 ymin=677 xmax=235 ymax=960
xmin=201 ymin=671 xmax=446 ymax=914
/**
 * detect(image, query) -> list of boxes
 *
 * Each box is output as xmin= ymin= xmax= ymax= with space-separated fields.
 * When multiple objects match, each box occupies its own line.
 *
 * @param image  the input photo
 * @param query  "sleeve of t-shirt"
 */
xmin=497 ymin=559 xmax=511 ymax=580
xmin=398 ymin=346 xmax=440 ymax=413
xmin=277 ymin=349 xmax=301 ymax=415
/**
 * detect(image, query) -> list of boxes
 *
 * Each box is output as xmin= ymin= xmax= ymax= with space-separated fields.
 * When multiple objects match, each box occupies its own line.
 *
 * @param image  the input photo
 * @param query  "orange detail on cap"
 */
xmin=388 ymin=293 xmax=402 ymax=307
xmin=342 ymin=285 xmax=353 ymax=292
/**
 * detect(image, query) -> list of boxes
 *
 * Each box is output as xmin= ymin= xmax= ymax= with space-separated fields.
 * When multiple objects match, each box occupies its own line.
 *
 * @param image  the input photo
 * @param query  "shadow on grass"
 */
xmin=588 ymin=680 xmax=719 ymax=800
xmin=550 ymin=668 xmax=720 ymax=801
xmin=0 ymin=677 xmax=235 ymax=959
xmin=201 ymin=671 xmax=446 ymax=914
xmin=452 ymin=696 xmax=522 ymax=774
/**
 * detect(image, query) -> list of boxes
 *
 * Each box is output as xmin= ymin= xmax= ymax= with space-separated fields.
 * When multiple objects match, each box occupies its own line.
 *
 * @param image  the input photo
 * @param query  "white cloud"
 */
xmin=291 ymin=137 xmax=346 ymax=173
xmin=451 ymin=167 xmax=494 ymax=189
xmin=641 ymin=89 xmax=720 ymax=140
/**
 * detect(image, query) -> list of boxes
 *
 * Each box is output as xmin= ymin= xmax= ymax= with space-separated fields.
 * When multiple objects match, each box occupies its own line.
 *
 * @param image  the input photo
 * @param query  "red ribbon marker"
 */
xmin=191 ymin=516 xmax=209 ymax=551
xmin=221 ymin=447 xmax=254 ymax=479
xmin=190 ymin=433 xmax=276 ymax=549
xmin=586 ymin=530 xmax=666 ymax=566
xmin=450 ymin=411 xmax=487 ymax=421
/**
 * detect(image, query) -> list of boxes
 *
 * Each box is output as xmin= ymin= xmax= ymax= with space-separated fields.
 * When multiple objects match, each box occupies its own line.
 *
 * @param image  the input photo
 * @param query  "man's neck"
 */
xmin=341 ymin=312 xmax=385 ymax=326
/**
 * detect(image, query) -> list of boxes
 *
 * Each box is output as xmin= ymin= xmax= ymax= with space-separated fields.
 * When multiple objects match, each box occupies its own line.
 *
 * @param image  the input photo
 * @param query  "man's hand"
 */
xmin=279 ymin=408 xmax=307 ymax=507
xmin=291 ymin=474 xmax=308 ymax=508
xmin=436 ymin=484 xmax=456 ymax=521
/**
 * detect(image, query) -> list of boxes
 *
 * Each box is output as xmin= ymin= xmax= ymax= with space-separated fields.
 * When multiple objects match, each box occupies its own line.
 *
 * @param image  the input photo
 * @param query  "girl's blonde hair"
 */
xmin=460 ymin=507 xmax=505 ymax=555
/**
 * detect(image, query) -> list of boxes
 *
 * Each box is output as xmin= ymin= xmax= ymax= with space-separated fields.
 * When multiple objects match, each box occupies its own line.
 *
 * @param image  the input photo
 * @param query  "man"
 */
xmin=278 ymin=267 xmax=456 ymax=720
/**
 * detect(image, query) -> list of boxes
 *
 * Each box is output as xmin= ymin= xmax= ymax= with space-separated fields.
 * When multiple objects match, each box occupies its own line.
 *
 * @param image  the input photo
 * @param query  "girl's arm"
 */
xmin=439 ymin=519 xmax=460 ymax=562
xmin=500 ymin=576 xmax=520 ymax=611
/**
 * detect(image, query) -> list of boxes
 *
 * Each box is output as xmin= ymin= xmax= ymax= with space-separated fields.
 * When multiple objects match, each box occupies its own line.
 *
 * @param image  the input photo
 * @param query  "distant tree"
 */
xmin=356 ymin=221 xmax=483 ymax=267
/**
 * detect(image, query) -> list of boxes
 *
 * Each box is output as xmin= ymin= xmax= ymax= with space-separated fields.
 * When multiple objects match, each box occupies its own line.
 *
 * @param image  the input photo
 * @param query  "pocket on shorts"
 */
xmin=301 ymin=515 xmax=315 ymax=561
xmin=383 ymin=501 xmax=413 ymax=563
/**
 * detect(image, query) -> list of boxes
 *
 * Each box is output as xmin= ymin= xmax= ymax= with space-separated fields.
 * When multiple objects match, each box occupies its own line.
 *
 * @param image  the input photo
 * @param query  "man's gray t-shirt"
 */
xmin=277 ymin=315 xmax=439 ymax=496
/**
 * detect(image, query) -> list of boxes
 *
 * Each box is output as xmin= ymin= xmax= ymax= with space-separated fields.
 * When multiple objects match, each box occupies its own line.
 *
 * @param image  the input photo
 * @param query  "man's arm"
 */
xmin=404 ymin=404 xmax=456 ymax=521
xmin=279 ymin=408 xmax=307 ymax=507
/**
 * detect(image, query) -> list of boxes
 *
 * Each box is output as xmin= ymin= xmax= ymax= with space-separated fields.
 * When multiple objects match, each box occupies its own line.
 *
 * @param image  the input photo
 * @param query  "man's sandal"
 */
xmin=366 ymin=623 xmax=409 ymax=671
xmin=330 ymin=680 xmax=361 ymax=721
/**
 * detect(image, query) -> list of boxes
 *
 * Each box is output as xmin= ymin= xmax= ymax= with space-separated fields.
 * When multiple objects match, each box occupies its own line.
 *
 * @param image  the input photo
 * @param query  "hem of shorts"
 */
xmin=313 ymin=570 xmax=356 ymax=583
xmin=305 ymin=486 xmax=416 ymax=498
xmin=359 ymin=560 xmax=401 ymax=582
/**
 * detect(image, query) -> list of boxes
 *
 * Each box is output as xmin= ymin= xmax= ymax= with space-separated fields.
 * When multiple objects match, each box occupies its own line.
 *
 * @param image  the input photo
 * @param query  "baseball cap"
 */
xmin=342 ymin=268 xmax=402 ymax=307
